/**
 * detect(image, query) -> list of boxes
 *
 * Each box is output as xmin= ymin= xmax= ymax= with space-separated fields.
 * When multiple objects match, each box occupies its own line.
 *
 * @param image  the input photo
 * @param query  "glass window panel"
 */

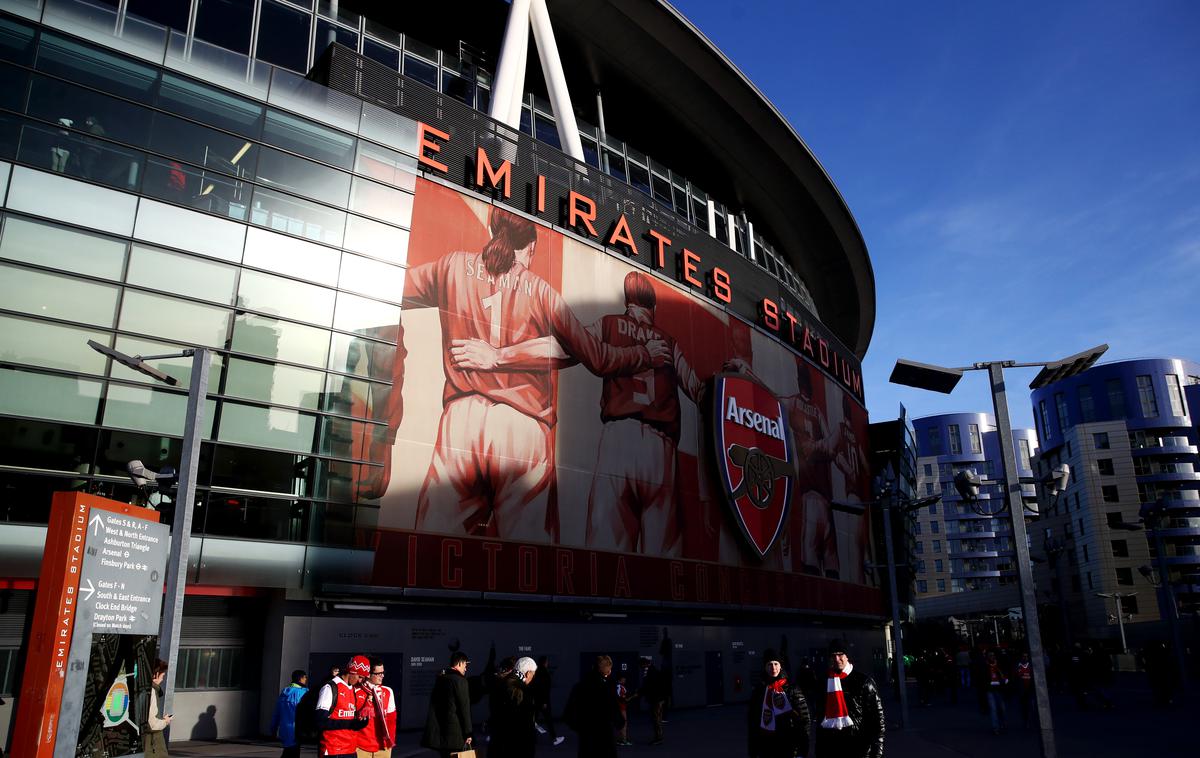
xmin=343 ymin=215 xmax=409 ymax=265
xmin=119 ymin=290 xmax=230 ymax=347
xmin=628 ymin=163 xmax=650 ymax=196
xmin=328 ymin=332 xmax=394 ymax=375
xmin=256 ymin=0 xmax=311 ymax=73
xmin=333 ymin=292 xmax=400 ymax=335
xmin=267 ymin=66 xmax=362 ymax=134
xmin=347 ymin=177 xmax=411 ymax=227
xmin=103 ymin=384 xmax=188 ymax=435
xmin=237 ymin=269 xmax=335 ymax=326
xmin=324 ymin=373 xmax=390 ymax=419
xmin=0 ymin=314 xmax=108 ymax=374
xmin=209 ymin=443 xmax=309 ymax=494
xmin=362 ymin=38 xmax=400 ymax=71
xmin=7 ymin=166 xmax=138 ymax=236
xmin=315 ymin=18 xmax=357 ymax=57
xmin=338 ymin=253 xmax=404 ymax=303
xmin=320 ymin=415 xmax=380 ymax=457
xmin=35 ymin=32 xmax=158 ymax=102
xmin=250 ymin=186 xmax=346 ymax=246
xmin=148 ymin=112 xmax=257 ymax=177
xmin=232 ymin=313 xmax=330 ymax=368
xmin=15 ymin=119 xmax=143 ymax=191
xmin=243 ymin=227 xmax=340 ymax=286
xmin=0 ymin=417 xmax=98 ymax=476
xmin=0 ymin=263 xmax=119 ymax=326
xmin=262 ymin=109 xmax=355 ymax=170
xmin=0 ymin=62 xmax=28 ymax=113
xmin=26 ymin=74 xmax=152 ymax=149
xmin=0 ymin=367 xmax=101 ymax=424
xmin=141 ymin=156 xmax=253 ymax=222
xmin=111 ymin=335 xmax=225 ymax=389
xmin=254 ymin=146 xmax=352 ymax=207
xmin=133 ymin=198 xmax=247 ymax=263
xmin=403 ymin=54 xmax=438 ymax=89
xmin=194 ymin=0 xmax=254 ymax=55
xmin=353 ymin=140 xmax=417 ymax=190
xmin=156 ymin=73 xmax=263 ymax=138
xmin=0 ymin=112 xmax=19 ymax=161
xmin=218 ymin=402 xmax=318 ymax=454
xmin=442 ymin=70 xmax=473 ymax=105
xmin=603 ymin=150 xmax=627 ymax=182
xmin=126 ymin=245 xmax=238 ymax=304
xmin=0 ymin=216 xmax=126 ymax=279
xmin=650 ymin=173 xmax=671 ymax=207
xmin=0 ymin=16 xmax=37 ymax=66
xmin=126 ymin=0 xmax=190 ymax=31
xmin=224 ymin=357 xmax=324 ymax=410
xmin=534 ymin=114 xmax=560 ymax=149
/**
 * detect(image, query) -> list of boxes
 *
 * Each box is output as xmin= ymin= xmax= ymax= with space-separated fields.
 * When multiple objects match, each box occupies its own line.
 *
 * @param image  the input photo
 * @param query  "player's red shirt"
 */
xmin=404 ymin=252 xmax=649 ymax=426
xmin=784 ymin=395 xmax=837 ymax=495
xmin=596 ymin=308 xmax=702 ymax=442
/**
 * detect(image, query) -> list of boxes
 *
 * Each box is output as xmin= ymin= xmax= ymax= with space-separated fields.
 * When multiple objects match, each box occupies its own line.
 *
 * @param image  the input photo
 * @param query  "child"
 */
xmin=615 ymin=674 xmax=633 ymax=746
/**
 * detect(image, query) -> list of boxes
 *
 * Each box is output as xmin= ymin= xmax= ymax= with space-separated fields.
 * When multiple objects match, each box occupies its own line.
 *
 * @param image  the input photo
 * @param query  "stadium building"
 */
xmin=0 ymin=0 xmax=880 ymax=742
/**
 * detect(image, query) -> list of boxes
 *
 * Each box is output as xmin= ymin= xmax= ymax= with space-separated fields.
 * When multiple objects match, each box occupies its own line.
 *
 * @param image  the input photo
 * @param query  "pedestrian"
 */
xmin=955 ymin=646 xmax=971 ymax=690
xmin=488 ymin=657 xmax=518 ymax=744
xmin=614 ymin=674 xmax=633 ymax=746
xmin=138 ymin=658 xmax=173 ymax=758
xmin=531 ymin=655 xmax=566 ymax=747
xmin=815 ymin=639 xmax=884 ymax=758
xmin=421 ymin=651 xmax=474 ymax=758
xmin=983 ymin=651 xmax=1008 ymax=734
xmin=746 ymin=649 xmax=810 ymax=758
xmin=316 ymin=655 xmax=370 ymax=758
xmin=1084 ymin=644 xmax=1113 ymax=709
xmin=356 ymin=657 xmax=397 ymax=757
xmin=1143 ymin=641 xmax=1180 ymax=707
xmin=563 ymin=655 xmax=623 ymax=758
xmin=491 ymin=656 xmax=539 ymax=758
xmin=270 ymin=669 xmax=308 ymax=758
xmin=1013 ymin=652 xmax=1034 ymax=727
xmin=637 ymin=656 xmax=667 ymax=746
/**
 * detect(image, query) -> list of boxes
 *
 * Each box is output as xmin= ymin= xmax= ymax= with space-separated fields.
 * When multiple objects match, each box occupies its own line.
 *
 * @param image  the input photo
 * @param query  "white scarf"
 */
xmin=821 ymin=663 xmax=855 ymax=729
xmin=760 ymin=677 xmax=793 ymax=731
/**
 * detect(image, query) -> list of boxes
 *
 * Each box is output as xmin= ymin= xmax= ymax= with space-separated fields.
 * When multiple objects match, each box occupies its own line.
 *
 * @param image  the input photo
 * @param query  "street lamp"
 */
xmin=890 ymin=343 xmax=1107 ymax=758
xmin=87 ymin=340 xmax=210 ymax=714
xmin=834 ymin=476 xmax=939 ymax=731
xmin=1094 ymin=592 xmax=1137 ymax=652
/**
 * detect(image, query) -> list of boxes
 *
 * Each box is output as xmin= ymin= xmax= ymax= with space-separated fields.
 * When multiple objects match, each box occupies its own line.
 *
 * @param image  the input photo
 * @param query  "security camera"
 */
xmin=126 ymin=460 xmax=178 ymax=491
xmin=953 ymin=469 xmax=981 ymax=502
xmin=1046 ymin=464 xmax=1070 ymax=496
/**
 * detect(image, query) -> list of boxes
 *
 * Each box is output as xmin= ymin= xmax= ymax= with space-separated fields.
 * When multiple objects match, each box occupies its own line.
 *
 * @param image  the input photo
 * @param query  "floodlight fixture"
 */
xmin=1045 ymin=464 xmax=1070 ymax=497
xmin=953 ymin=469 xmax=981 ymax=502
xmin=1028 ymin=344 xmax=1108 ymax=390
xmin=87 ymin=340 xmax=181 ymax=386
xmin=889 ymin=358 xmax=964 ymax=394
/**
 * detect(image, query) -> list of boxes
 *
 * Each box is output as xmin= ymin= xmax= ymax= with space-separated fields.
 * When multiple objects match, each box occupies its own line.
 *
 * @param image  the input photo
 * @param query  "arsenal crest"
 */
xmin=711 ymin=373 xmax=797 ymax=558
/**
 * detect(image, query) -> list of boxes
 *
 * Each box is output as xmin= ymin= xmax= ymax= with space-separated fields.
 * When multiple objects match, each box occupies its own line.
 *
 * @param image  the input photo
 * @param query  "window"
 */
xmin=36 ymin=33 xmax=158 ymax=102
xmin=1136 ymin=375 xmax=1158 ymax=418
xmin=914 ymin=522 xmax=921 ymax=535
xmin=932 ymin=540 xmax=941 ymax=553
xmin=1115 ymin=567 xmax=1134 ymax=586
xmin=1134 ymin=457 xmax=1151 ymax=475
xmin=935 ymin=559 xmax=944 ymax=572
xmin=937 ymin=579 xmax=946 ymax=592
xmin=1106 ymin=512 xmax=1125 ymax=528
xmin=157 ymin=73 xmax=263 ymax=138
xmin=1106 ymin=378 xmax=1127 ymax=418
xmin=1074 ymin=492 xmax=1080 ymax=510
xmin=1166 ymin=374 xmax=1186 ymax=416
xmin=1078 ymin=385 xmax=1096 ymax=422
xmin=1098 ymin=458 xmax=1114 ymax=476
xmin=1102 ymin=485 xmax=1120 ymax=503
xmin=927 ymin=427 xmax=942 ymax=455
xmin=0 ymin=646 xmax=18 ymax=696
xmin=948 ymin=424 xmax=962 ymax=454
xmin=918 ymin=560 xmax=926 ymax=573
xmin=1087 ymin=572 xmax=1094 ymax=590
xmin=1111 ymin=539 xmax=1128 ymax=557
xmin=176 ymin=647 xmax=246 ymax=690
xmin=1 ymin=217 xmax=127 ymax=280
xmin=924 ymin=464 xmax=933 ymax=477
xmin=1070 ymin=575 xmax=1081 ymax=592
xmin=1078 ymin=518 xmax=1085 ymax=537
xmin=1082 ymin=544 xmax=1089 ymax=562
xmin=931 ymin=521 xmax=940 ymax=534
xmin=929 ymin=503 xmax=938 ymax=515
xmin=262 ymin=109 xmax=356 ymax=170
xmin=255 ymin=147 xmax=352 ymax=207
xmin=1018 ymin=438 xmax=1032 ymax=470
xmin=256 ymin=0 xmax=311 ymax=72
xmin=917 ymin=580 xmax=928 ymax=593
xmin=1120 ymin=595 xmax=1138 ymax=615
xmin=194 ymin=0 xmax=254 ymax=55
xmin=1067 ymin=441 xmax=1073 ymax=458
xmin=965 ymin=423 xmax=981 ymax=454
xmin=363 ymin=38 xmax=400 ymax=71
xmin=1039 ymin=400 xmax=1052 ymax=438
xmin=1055 ymin=392 xmax=1069 ymax=433
xmin=925 ymin=483 xmax=934 ymax=496
xmin=0 ymin=264 xmax=119 ymax=327
xmin=1094 ymin=432 xmax=1110 ymax=449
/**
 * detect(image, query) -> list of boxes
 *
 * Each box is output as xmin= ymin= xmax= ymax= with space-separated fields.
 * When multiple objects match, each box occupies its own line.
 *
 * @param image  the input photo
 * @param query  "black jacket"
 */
xmin=815 ymin=668 xmax=885 ymax=758
xmin=422 ymin=669 xmax=473 ymax=751
xmin=490 ymin=674 xmax=537 ymax=758
xmin=564 ymin=671 xmax=622 ymax=758
xmin=747 ymin=674 xmax=810 ymax=758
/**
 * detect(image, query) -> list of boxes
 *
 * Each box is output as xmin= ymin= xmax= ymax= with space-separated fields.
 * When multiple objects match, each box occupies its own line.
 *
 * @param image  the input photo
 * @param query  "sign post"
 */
xmin=11 ymin=492 xmax=169 ymax=757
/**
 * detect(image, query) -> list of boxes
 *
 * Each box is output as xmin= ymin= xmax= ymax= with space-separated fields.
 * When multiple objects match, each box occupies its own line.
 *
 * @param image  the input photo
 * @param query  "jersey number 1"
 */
xmin=481 ymin=291 xmax=502 ymax=346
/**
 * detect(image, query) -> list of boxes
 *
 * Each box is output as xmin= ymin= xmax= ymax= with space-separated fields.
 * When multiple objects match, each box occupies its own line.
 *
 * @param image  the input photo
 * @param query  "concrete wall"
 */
xmin=170 ymin=690 xmax=262 ymax=743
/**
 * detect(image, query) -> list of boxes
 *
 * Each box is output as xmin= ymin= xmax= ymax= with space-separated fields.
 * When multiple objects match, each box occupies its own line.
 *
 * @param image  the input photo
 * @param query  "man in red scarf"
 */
xmin=815 ymin=639 xmax=885 ymax=758
xmin=746 ymin=649 xmax=810 ymax=758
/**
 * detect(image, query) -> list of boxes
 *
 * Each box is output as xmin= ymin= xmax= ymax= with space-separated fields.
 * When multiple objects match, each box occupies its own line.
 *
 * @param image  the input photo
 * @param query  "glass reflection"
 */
xmin=35 ymin=31 xmax=158 ymax=102
xmin=348 ymin=176 xmax=412 ymax=227
xmin=0 ymin=263 xmax=119 ymax=326
xmin=218 ymin=401 xmax=318 ymax=455
xmin=262 ymin=108 xmax=355 ymax=169
xmin=141 ymin=157 xmax=252 ymax=225
xmin=250 ymin=186 xmax=345 ymax=246
xmin=156 ymin=72 xmax=264 ymax=138
xmin=337 ymin=252 xmax=404 ymax=303
xmin=119 ymin=290 xmax=230 ymax=347
xmin=343 ymin=215 xmax=409 ymax=265
xmin=126 ymin=244 xmax=238 ymax=304
xmin=243 ymin=226 xmax=340 ymax=286
xmin=16 ymin=121 xmax=143 ymax=191
xmin=0 ymin=314 xmax=108 ymax=374
xmin=0 ymin=417 xmax=98 ymax=477
xmin=231 ymin=313 xmax=330 ymax=369
xmin=148 ymin=111 xmax=257 ymax=179
xmin=224 ymin=357 xmax=325 ymax=411
xmin=0 ymin=367 xmax=101 ymax=424
xmin=332 ymin=291 xmax=400 ymax=336
xmin=0 ymin=216 xmax=127 ymax=280
xmin=112 ymin=335 xmax=225 ymax=389
xmin=255 ymin=146 xmax=351 ymax=207
xmin=237 ymin=269 xmax=335 ymax=326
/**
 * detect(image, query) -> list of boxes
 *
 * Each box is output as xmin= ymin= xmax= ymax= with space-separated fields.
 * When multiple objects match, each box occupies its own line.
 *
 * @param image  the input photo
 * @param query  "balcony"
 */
xmin=1132 ymin=442 xmax=1199 ymax=456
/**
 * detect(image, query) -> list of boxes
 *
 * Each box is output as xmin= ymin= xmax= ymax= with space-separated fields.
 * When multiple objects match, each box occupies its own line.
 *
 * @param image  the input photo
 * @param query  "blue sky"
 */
xmin=672 ymin=0 xmax=1200 ymax=430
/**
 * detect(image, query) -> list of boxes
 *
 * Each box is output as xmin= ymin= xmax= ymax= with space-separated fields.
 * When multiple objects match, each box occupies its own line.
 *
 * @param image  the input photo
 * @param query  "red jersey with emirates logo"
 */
xmin=355 ymin=683 xmax=396 ymax=752
xmin=403 ymin=252 xmax=649 ymax=427
xmin=317 ymin=678 xmax=359 ymax=756
xmin=596 ymin=309 xmax=702 ymax=442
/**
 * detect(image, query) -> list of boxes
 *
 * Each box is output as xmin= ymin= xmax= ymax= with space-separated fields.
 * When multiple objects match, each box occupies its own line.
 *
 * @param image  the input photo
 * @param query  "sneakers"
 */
xmin=536 ymin=724 xmax=548 ymax=735
xmin=618 ymin=740 xmax=634 ymax=746
xmin=650 ymin=739 xmax=664 ymax=746
xmin=553 ymin=736 xmax=566 ymax=746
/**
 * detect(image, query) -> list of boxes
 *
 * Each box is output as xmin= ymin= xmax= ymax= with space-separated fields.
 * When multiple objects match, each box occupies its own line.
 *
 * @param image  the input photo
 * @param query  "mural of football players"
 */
xmin=785 ymin=362 xmax=843 ymax=579
xmin=583 ymin=271 xmax=705 ymax=556
xmin=401 ymin=206 xmax=667 ymax=542
xmin=833 ymin=392 xmax=871 ymax=583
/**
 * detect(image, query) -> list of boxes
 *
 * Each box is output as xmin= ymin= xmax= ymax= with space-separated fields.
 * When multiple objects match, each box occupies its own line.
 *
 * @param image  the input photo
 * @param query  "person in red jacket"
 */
xmin=356 ymin=657 xmax=397 ymax=757
xmin=316 ymin=655 xmax=370 ymax=758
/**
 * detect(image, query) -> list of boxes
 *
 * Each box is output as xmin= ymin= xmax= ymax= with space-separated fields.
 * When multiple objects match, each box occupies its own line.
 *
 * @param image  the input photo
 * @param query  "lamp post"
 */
xmin=890 ymin=343 xmax=1108 ymax=758
xmin=87 ymin=340 xmax=209 ymax=713
xmin=835 ymin=481 xmax=939 ymax=730
xmin=1094 ymin=592 xmax=1136 ymax=652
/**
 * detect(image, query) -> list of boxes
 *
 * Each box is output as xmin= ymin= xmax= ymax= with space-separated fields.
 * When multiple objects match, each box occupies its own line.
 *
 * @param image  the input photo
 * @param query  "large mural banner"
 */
xmin=343 ymin=178 xmax=876 ymax=612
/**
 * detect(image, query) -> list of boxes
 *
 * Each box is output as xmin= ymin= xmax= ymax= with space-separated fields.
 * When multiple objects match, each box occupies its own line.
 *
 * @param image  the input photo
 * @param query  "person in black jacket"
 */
xmin=815 ymin=639 xmax=884 ymax=758
xmin=637 ymin=656 xmax=668 ymax=746
xmin=490 ymin=657 xmax=539 ymax=758
xmin=564 ymin=655 xmax=623 ymax=758
xmin=747 ymin=649 xmax=810 ymax=758
xmin=421 ymin=651 xmax=474 ymax=758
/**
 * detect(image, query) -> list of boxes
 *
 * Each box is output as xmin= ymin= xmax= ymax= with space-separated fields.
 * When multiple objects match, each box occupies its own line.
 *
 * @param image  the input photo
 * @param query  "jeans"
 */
xmin=987 ymin=688 xmax=1007 ymax=732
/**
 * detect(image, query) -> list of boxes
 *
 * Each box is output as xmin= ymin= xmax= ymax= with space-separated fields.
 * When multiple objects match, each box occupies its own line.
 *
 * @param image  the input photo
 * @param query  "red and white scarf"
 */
xmin=821 ymin=664 xmax=855 ymax=729
xmin=760 ymin=677 xmax=793 ymax=731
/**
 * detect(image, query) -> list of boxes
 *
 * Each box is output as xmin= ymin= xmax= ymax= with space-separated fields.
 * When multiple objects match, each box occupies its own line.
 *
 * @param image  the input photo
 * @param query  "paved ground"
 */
xmin=169 ymin=674 xmax=1193 ymax=757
